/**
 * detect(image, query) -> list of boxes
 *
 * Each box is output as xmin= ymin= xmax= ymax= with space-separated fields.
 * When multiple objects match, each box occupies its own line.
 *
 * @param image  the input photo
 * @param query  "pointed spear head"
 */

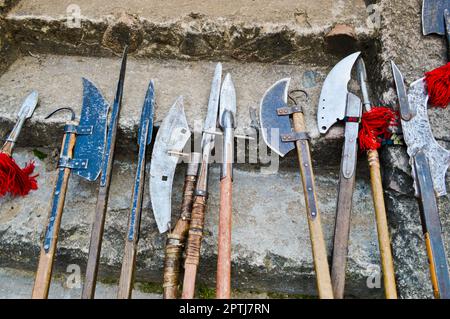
xmin=219 ymin=73 xmax=236 ymax=129
xmin=17 ymin=91 xmax=39 ymax=119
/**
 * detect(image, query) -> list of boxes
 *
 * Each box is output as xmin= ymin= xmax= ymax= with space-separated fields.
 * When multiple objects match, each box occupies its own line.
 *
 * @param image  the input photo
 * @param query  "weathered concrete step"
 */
xmin=0 ymin=148 xmax=383 ymax=298
xmin=0 ymin=53 xmax=348 ymax=166
xmin=5 ymin=0 xmax=374 ymax=64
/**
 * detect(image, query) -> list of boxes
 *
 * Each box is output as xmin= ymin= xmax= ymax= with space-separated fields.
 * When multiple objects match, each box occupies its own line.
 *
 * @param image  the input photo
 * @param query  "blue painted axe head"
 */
xmin=260 ymin=78 xmax=294 ymax=157
xmin=422 ymin=0 xmax=450 ymax=35
xmin=72 ymin=78 xmax=109 ymax=182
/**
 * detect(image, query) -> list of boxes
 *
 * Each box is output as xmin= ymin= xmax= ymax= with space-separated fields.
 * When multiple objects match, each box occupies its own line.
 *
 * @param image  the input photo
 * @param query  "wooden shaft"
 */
xmin=182 ymin=195 xmax=207 ymax=299
xmin=216 ymin=174 xmax=233 ymax=299
xmin=163 ymin=174 xmax=197 ymax=299
xmin=117 ymin=240 xmax=137 ymax=299
xmin=292 ymin=112 xmax=334 ymax=299
xmin=331 ymin=170 xmax=356 ymax=299
xmin=425 ymin=233 xmax=441 ymax=298
xmin=32 ymin=132 xmax=76 ymax=299
xmin=367 ymin=150 xmax=397 ymax=299
xmin=82 ymin=185 xmax=110 ymax=299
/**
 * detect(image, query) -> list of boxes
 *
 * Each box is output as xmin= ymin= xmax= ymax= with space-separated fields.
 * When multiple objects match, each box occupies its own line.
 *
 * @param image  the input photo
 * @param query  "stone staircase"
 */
xmin=0 ymin=0 xmax=449 ymax=299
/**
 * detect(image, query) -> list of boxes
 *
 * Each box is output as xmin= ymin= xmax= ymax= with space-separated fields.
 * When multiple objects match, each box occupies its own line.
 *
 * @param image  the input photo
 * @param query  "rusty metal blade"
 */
xmin=150 ymin=97 xmax=191 ymax=233
xmin=422 ymin=0 xmax=450 ymax=35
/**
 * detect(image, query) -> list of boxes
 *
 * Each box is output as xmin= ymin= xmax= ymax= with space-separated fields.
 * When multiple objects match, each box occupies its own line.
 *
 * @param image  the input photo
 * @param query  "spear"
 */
xmin=82 ymin=46 xmax=128 ymax=299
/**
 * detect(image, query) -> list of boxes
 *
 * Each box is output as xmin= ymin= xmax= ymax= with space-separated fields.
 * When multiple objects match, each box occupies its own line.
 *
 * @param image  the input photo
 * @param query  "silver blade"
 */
xmin=17 ymin=91 xmax=39 ymax=119
xmin=317 ymin=52 xmax=361 ymax=134
xmin=219 ymin=73 xmax=237 ymax=128
xmin=391 ymin=61 xmax=415 ymax=121
xmin=150 ymin=97 xmax=191 ymax=234
xmin=422 ymin=0 xmax=450 ymax=35
xmin=202 ymin=63 xmax=222 ymax=147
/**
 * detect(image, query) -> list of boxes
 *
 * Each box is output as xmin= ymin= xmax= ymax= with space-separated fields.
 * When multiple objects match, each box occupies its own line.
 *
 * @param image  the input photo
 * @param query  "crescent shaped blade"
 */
xmin=149 ymin=97 xmax=191 ymax=233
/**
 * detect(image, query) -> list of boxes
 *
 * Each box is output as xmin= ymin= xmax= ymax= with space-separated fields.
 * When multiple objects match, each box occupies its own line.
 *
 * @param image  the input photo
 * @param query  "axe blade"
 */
xmin=422 ymin=0 xmax=450 ymax=35
xmin=259 ymin=78 xmax=294 ymax=157
xmin=317 ymin=52 xmax=361 ymax=134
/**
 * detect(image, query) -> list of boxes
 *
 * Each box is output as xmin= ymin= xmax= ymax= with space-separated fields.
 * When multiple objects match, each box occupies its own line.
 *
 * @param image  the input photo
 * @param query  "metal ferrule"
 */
xmin=342 ymin=93 xmax=362 ymax=179
xmin=4 ymin=116 xmax=26 ymax=147
xmin=221 ymin=111 xmax=235 ymax=180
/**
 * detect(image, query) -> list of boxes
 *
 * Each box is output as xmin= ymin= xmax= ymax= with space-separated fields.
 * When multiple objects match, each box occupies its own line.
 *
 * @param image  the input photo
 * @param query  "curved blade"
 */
xmin=260 ymin=78 xmax=292 ymax=157
xmin=422 ymin=0 xmax=450 ymax=35
xmin=72 ymin=78 xmax=109 ymax=181
xmin=317 ymin=52 xmax=361 ymax=134
xmin=150 ymin=97 xmax=191 ymax=233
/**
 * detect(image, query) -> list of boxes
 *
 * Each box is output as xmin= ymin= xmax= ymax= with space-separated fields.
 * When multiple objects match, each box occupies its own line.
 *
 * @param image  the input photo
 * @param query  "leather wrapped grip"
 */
xmin=184 ymin=195 xmax=207 ymax=266
xmin=163 ymin=175 xmax=197 ymax=299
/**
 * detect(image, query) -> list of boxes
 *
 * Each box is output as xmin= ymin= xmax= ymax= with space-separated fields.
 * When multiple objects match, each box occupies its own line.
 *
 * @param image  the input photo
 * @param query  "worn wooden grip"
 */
xmin=117 ymin=240 xmax=137 ymax=299
xmin=367 ymin=150 xmax=397 ymax=299
xmin=292 ymin=112 xmax=334 ymax=299
xmin=163 ymin=175 xmax=197 ymax=299
xmin=217 ymin=175 xmax=233 ymax=299
xmin=182 ymin=195 xmax=207 ymax=299
xmin=32 ymin=132 xmax=76 ymax=299
xmin=331 ymin=170 xmax=356 ymax=299
xmin=425 ymin=233 xmax=441 ymax=298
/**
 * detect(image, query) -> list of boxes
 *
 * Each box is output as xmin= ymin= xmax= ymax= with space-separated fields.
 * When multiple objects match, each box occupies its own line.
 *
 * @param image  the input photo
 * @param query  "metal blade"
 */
xmin=391 ymin=61 xmax=416 ymax=121
xmin=150 ymin=97 xmax=191 ymax=234
xmin=72 ymin=78 xmax=109 ymax=181
xmin=260 ymin=78 xmax=293 ymax=157
xmin=422 ymin=0 xmax=450 ymax=35
xmin=17 ymin=91 xmax=39 ymax=119
xmin=201 ymin=63 xmax=222 ymax=148
xmin=219 ymin=73 xmax=237 ymax=128
xmin=138 ymin=80 xmax=155 ymax=146
xmin=317 ymin=52 xmax=361 ymax=134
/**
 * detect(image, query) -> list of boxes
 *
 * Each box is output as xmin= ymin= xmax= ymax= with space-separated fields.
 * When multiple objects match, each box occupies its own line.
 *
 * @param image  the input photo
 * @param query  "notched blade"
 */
xmin=72 ymin=78 xmax=109 ymax=181
xmin=422 ymin=0 xmax=450 ymax=35
xmin=17 ymin=91 xmax=39 ymax=119
xmin=317 ymin=52 xmax=361 ymax=134
xmin=260 ymin=78 xmax=293 ymax=157
xmin=150 ymin=97 xmax=191 ymax=234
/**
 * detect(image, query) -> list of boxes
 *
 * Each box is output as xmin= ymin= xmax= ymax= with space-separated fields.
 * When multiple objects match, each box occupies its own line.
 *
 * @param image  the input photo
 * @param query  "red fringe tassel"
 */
xmin=0 ymin=152 xmax=38 ymax=197
xmin=425 ymin=63 xmax=450 ymax=108
xmin=359 ymin=107 xmax=396 ymax=151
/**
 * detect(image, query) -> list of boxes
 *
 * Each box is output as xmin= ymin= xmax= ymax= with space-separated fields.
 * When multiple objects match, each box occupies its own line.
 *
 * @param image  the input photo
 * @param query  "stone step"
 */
xmin=0 ymin=148 xmax=382 ymax=298
xmin=5 ymin=0 xmax=374 ymax=64
xmin=0 ymin=53 xmax=348 ymax=167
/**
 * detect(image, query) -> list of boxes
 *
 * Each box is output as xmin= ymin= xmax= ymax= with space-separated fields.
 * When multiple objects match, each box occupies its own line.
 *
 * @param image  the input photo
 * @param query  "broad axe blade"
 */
xmin=317 ymin=52 xmax=361 ymax=134
xmin=150 ymin=97 xmax=191 ymax=234
xmin=422 ymin=0 xmax=450 ymax=35
xmin=391 ymin=63 xmax=450 ymax=196
xmin=17 ymin=91 xmax=39 ymax=119
xmin=72 ymin=78 xmax=109 ymax=182
xmin=259 ymin=78 xmax=293 ymax=157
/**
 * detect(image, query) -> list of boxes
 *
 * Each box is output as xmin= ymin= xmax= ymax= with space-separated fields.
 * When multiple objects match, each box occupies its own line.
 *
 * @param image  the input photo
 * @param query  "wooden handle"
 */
xmin=182 ymin=195 xmax=207 ymax=299
xmin=32 ymin=132 xmax=76 ymax=299
xmin=117 ymin=240 xmax=137 ymax=299
xmin=425 ymin=233 xmax=441 ymax=298
xmin=163 ymin=174 xmax=197 ymax=299
xmin=217 ymin=174 xmax=233 ymax=299
xmin=331 ymin=170 xmax=356 ymax=299
xmin=292 ymin=112 xmax=334 ymax=299
xmin=367 ymin=150 xmax=397 ymax=299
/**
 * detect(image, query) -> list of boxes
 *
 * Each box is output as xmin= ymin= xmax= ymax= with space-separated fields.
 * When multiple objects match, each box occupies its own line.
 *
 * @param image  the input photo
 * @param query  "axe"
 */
xmin=422 ymin=0 xmax=450 ymax=59
xmin=32 ymin=79 xmax=109 ymax=299
xmin=260 ymin=79 xmax=334 ymax=299
xmin=392 ymin=62 xmax=450 ymax=298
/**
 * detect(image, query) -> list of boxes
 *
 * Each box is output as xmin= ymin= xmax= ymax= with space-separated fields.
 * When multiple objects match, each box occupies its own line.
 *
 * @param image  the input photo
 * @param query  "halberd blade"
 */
xmin=260 ymin=78 xmax=293 ymax=157
xmin=150 ymin=97 xmax=191 ymax=234
xmin=72 ymin=78 xmax=109 ymax=181
xmin=17 ymin=91 xmax=39 ymax=119
xmin=422 ymin=0 xmax=450 ymax=35
xmin=317 ymin=52 xmax=361 ymax=134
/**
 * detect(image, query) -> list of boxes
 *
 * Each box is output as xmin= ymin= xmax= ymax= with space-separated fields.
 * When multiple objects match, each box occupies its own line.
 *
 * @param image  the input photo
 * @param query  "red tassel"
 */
xmin=0 ymin=152 xmax=38 ymax=197
xmin=359 ymin=107 xmax=397 ymax=151
xmin=425 ymin=63 xmax=450 ymax=108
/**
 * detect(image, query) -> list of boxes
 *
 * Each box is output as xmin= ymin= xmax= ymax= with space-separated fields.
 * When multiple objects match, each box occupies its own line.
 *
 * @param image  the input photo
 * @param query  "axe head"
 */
xmin=317 ymin=52 xmax=361 ymax=134
xmin=422 ymin=0 xmax=450 ymax=35
xmin=260 ymin=78 xmax=293 ymax=157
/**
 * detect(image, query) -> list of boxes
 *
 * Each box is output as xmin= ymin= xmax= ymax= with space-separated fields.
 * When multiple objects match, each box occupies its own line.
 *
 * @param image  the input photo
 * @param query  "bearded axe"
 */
xmin=149 ymin=96 xmax=198 ymax=299
xmin=392 ymin=62 xmax=450 ymax=299
xmin=0 ymin=91 xmax=39 ymax=197
xmin=82 ymin=46 xmax=128 ymax=299
xmin=117 ymin=80 xmax=155 ymax=299
xmin=182 ymin=63 xmax=222 ymax=299
xmin=32 ymin=79 xmax=109 ymax=299
xmin=260 ymin=78 xmax=334 ymax=299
